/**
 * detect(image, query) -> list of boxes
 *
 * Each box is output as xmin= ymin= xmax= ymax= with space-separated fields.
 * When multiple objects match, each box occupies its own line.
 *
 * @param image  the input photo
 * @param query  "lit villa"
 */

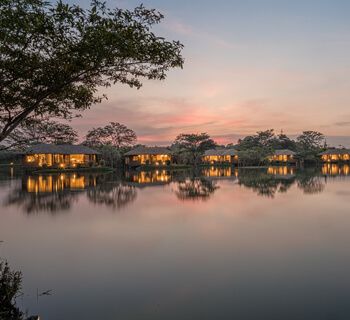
xmin=24 ymin=144 xmax=100 ymax=168
xmin=320 ymin=149 xmax=350 ymax=162
xmin=124 ymin=146 xmax=172 ymax=167
xmin=269 ymin=149 xmax=296 ymax=163
xmin=202 ymin=149 xmax=238 ymax=164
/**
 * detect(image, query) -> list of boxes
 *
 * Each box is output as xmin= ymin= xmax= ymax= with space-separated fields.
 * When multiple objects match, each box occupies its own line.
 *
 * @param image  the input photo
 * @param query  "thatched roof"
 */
xmin=25 ymin=143 xmax=100 ymax=155
xmin=124 ymin=146 xmax=172 ymax=156
xmin=273 ymin=149 xmax=296 ymax=156
xmin=203 ymin=148 xmax=238 ymax=156
xmin=320 ymin=148 xmax=350 ymax=155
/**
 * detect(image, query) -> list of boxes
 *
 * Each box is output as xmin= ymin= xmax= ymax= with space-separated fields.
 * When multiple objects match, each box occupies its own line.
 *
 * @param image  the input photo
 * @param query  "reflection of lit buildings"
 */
xmin=269 ymin=150 xmax=296 ymax=163
xmin=202 ymin=166 xmax=238 ymax=178
xmin=267 ymin=166 xmax=295 ymax=176
xmin=320 ymin=149 xmax=350 ymax=163
xmin=24 ymin=174 xmax=97 ymax=193
xmin=124 ymin=146 xmax=173 ymax=167
xmin=24 ymin=144 xmax=99 ymax=168
xmin=202 ymin=149 xmax=238 ymax=165
xmin=322 ymin=164 xmax=350 ymax=176
xmin=125 ymin=170 xmax=172 ymax=185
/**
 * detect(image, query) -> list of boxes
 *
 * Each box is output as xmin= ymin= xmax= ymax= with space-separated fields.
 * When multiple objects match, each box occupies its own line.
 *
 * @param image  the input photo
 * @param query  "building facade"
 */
xmin=202 ymin=149 xmax=238 ymax=164
xmin=269 ymin=149 xmax=296 ymax=164
xmin=124 ymin=146 xmax=173 ymax=167
xmin=320 ymin=149 xmax=350 ymax=162
xmin=23 ymin=144 xmax=100 ymax=168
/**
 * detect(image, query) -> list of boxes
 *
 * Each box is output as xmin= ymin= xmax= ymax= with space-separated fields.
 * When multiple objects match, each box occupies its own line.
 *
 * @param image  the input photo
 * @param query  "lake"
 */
xmin=1 ymin=165 xmax=350 ymax=320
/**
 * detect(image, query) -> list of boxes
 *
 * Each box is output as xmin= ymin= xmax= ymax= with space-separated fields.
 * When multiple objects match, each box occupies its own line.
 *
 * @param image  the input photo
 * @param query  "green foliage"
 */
xmin=0 ymin=0 xmax=184 ymax=142
xmin=172 ymin=133 xmax=217 ymax=165
xmin=235 ymin=129 xmax=326 ymax=164
xmin=97 ymin=144 xmax=122 ymax=168
xmin=237 ymin=148 xmax=270 ymax=166
xmin=296 ymin=131 xmax=325 ymax=164
xmin=0 ymin=260 xmax=23 ymax=320
xmin=296 ymin=131 xmax=325 ymax=150
xmin=236 ymin=129 xmax=296 ymax=152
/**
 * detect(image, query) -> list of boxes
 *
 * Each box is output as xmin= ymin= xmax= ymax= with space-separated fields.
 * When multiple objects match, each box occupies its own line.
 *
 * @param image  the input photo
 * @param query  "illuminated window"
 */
xmin=69 ymin=154 xmax=85 ymax=166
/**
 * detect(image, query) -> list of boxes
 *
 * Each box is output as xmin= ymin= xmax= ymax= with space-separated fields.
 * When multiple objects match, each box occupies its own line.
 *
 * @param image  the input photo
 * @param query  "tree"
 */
xmin=297 ymin=131 xmax=325 ymax=150
xmin=172 ymin=133 xmax=217 ymax=164
xmin=274 ymin=133 xmax=297 ymax=150
xmin=0 ymin=118 xmax=78 ymax=150
xmin=97 ymin=145 xmax=123 ymax=168
xmin=84 ymin=122 xmax=136 ymax=148
xmin=0 ymin=260 xmax=23 ymax=320
xmin=236 ymin=129 xmax=275 ymax=150
xmin=0 ymin=0 xmax=184 ymax=143
xmin=237 ymin=148 xmax=269 ymax=167
xmin=296 ymin=131 xmax=325 ymax=164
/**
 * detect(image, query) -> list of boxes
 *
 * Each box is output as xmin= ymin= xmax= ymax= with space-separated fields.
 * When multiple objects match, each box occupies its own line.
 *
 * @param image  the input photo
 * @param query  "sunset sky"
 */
xmin=68 ymin=0 xmax=350 ymax=146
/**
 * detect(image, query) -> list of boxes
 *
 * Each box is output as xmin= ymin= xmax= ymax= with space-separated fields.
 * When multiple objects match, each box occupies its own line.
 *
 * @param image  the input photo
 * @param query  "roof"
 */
xmin=25 ymin=143 xmax=100 ymax=155
xmin=273 ymin=149 xmax=296 ymax=156
xmin=203 ymin=148 xmax=238 ymax=156
xmin=124 ymin=146 xmax=172 ymax=156
xmin=320 ymin=148 xmax=350 ymax=155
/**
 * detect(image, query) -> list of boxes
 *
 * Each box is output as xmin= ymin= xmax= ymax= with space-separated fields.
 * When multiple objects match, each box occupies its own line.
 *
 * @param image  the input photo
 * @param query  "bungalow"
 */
xmin=320 ymin=149 xmax=350 ymax=162
xmin=124 ymin=146 xmax=173 ymax=167
xmin=202 ymin=149 xmax=238 ymax=165
xmin=269 ymin=149 xmax=296 ymax=163
xmin=23 ymin=144 xmax=100 ymax=168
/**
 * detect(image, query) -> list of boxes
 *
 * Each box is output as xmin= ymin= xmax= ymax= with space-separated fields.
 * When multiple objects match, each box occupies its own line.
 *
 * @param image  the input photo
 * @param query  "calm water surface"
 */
xmin=1 ymin=165 xmax=350 ymax=320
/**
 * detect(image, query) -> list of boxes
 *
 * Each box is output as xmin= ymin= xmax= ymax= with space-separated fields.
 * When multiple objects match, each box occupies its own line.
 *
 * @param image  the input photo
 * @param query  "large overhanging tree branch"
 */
xmin=0 ymin=0 xmax=184 ymax=143
xmin=0 ymin=118 xmax=79 ymax=150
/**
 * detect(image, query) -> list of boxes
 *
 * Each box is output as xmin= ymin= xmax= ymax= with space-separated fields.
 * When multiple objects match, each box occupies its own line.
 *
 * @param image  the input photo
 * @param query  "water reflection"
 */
xmin=125 ymin=170 xmax=172 ymax=186
xmin=238 ymin=168 xmax=295 ymax=198
xmin=267 ymin=166 xmax=295 ymax=177
xmin=174 ymin=177 xmax=219 ymax=201
xmin=2 ymin=165 xmax=350 ymax=213
xmin=25 ymin=174 xmax=96 ymax=193
xmin=4 ymin=173 xmax=136 ymax=214
xmin=322 ymin=163 xmax=350 ymax=176
xmin=87 ymin=174 xmax=137 ymax=210
xmin=201 ymin=166 xmax=238 ymax=178
xmin=5 ymin=183 xmax=80 ymax=214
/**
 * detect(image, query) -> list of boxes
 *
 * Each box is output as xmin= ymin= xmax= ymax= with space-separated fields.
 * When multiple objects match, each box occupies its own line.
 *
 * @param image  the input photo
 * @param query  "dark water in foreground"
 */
xmin=1 ymin=165 xmax=350 ymax=320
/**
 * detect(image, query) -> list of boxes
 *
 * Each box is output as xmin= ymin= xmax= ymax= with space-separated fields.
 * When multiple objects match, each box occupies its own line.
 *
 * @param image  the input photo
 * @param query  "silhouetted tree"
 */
xmin=84 ymin=122 xmax=136 ymax=148
xmin=296 ymin=131 xmax=325 ymax=164
xmin=0 ymin=118 xmax=78 ymax=150
xmin=0 ymin=0 xmax=184 ymax=142
xmin=172 ymin=133 xmax=217 ymax=164
xmin=273 ymin=133 xmax=297 ymax=150
xmin=0 ymin=260 xmax=23 ymax=320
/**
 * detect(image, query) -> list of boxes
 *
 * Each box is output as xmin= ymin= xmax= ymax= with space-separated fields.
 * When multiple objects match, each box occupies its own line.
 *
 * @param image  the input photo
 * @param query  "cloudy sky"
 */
xmin=67 ymin=0 xmax=350 ymax=146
